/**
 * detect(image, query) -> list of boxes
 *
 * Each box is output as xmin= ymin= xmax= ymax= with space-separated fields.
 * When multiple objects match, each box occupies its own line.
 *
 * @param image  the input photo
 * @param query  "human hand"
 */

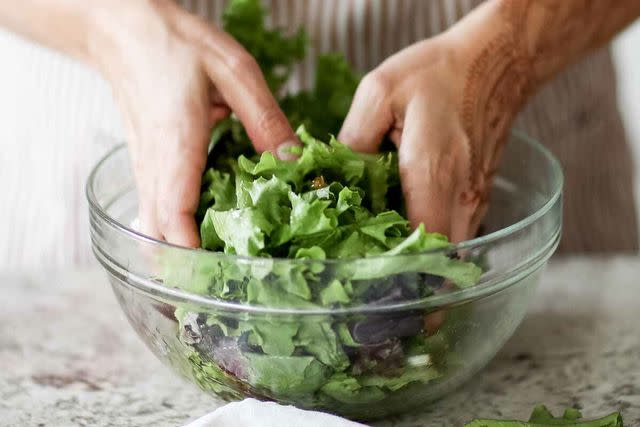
xmin=339 ymin=2 xmax=535 ymax=243
xmin=89 ymin=0 xmax=296 ymax=247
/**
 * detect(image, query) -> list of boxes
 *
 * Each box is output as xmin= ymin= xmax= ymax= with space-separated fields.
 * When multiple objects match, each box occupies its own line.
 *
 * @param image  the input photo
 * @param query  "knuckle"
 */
xmin=425 ymin=151 xmax=459 ymax=187
xmin=437 ymin=153 xmax=460 ymax=184
xmin=256 ymin=106 xmax=288 ymax=139
xmin=445 ymin=132 xmax=471 ymax=169
xmin=438 ymin=150 xmax=459 ymax=175
xmin=225 ymin=51 xmax=259 ymax=74
xmin=360 ymin=71 xmax=391 ymax=100
xmin=400 ymin=144 xmax=459 ymax=186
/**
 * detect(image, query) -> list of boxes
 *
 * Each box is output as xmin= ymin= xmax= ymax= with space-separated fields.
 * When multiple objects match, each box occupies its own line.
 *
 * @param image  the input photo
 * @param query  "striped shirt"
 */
xmin=0 ymin=0 xmax=636 ymax=271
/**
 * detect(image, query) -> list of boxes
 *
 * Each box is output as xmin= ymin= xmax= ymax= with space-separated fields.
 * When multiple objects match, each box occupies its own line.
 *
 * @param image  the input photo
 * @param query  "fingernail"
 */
xmin=276 ymin=140 xmax=301 ymax=161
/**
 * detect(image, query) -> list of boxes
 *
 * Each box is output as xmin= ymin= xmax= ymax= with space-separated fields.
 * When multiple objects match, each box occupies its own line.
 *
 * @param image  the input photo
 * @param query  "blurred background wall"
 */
xmin=613 ymin=22 xmax=640 ymax=225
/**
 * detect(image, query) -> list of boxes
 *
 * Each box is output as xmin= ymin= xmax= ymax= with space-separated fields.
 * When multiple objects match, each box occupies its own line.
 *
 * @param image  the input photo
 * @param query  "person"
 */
xmin=1 ymin=0 xmax=639 ymax=271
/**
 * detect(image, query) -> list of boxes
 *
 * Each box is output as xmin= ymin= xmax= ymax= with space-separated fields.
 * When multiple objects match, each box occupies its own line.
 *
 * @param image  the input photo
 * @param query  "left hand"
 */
xmin=339 ymin=4 xmax=535 ymax=242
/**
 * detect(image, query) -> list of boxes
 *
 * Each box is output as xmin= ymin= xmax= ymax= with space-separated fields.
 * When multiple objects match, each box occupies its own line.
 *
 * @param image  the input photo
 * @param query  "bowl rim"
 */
xmin=94 ymin=226 xmax=560 ymax=315
xmin=86 ymin=130 xmax=563 ymax=313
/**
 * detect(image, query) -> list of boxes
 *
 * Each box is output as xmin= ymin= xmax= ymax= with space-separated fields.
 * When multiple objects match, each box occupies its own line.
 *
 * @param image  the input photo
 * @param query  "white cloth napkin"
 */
xmin=184 ymin=398 xmax=369 ymax=427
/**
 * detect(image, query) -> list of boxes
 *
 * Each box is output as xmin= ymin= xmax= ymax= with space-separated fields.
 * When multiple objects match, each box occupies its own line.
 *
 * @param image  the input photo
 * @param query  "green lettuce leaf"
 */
xmin=245 ymin=354 xmax=330 ymax=396
xmin=281 ymin=54 xmax=360 ymax=139
xmin=359 ymin=366 xmax=440 ymax=392
xmin=188 ymin=351 xmax=243 ymax=400
xmin=222 ymin=0 xmax=306 ymax=93
xmin=465 ymin=405 xmax=624 ymax=427
xmin=320 ymin=373 xmax=386 ymax=405
xmin=319 ymin=279 xmax=351 ymax=306
xmin=250 ymin=321 xmax=299 ymax=357
xmin=205 ymin=208 xmax=273 ymax=256
xmin=198 ymin=169 xmax=236 ymax=217
xmin=294 ymin=322 xmax=350 ymax=371
xmin=288 ymin=192 xmax=338 ymax=237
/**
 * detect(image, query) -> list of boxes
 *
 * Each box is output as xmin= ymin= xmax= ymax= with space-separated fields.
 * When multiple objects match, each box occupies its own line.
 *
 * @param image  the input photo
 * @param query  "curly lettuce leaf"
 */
xmin=197 ymin=169 xmax=236 ymax=217
xmin=196 ymin=125 xmax=482 ymax=291
xmin=465 ymin=405 xmax=624 ymax=427
xmin=281 ymin=54 xmax=360 ymax=139
xmin=203 ymin=208 xmax=272 ymax=256
xmin=222 ymin=0 xmax=306 ymax=93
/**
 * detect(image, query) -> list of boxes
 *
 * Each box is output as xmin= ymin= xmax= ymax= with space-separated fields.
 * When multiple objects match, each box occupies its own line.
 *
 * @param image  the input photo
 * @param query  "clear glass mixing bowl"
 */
xmin=87 ymin=131 xmax=562 ymax=420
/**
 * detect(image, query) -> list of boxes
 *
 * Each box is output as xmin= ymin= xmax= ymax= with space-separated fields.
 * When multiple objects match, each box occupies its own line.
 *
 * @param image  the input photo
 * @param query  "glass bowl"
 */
xmin=87 ymin=131 xmax=562 ymax=420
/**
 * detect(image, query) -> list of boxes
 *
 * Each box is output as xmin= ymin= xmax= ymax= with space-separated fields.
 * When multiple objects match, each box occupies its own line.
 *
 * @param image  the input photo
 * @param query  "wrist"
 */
xmin=440 ymin=1 xmax=537 ymax=192
xmin=444 ymin=0 xmax=538 ymax=114
xmin=86 ymin=0 xmax=167 ymax=73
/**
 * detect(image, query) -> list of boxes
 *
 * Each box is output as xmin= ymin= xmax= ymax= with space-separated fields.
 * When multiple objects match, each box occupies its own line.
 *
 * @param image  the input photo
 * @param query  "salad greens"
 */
xmin=198 ymin=125 xmax=480 ymax=285
xmin=465 ymin=405 xmax=624 ymax=427
xmin=165 ymin=0 xmax=483 ymax=418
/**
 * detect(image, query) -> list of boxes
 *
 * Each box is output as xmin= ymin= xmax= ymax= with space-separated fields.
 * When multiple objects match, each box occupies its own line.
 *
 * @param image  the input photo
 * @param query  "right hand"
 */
xmin=89 ymin=0 xmax=296 ymax=247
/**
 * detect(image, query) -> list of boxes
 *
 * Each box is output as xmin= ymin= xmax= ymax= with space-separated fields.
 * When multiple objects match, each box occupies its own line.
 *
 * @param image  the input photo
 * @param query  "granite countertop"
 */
xmin=1 ymin=256 xmax=639 ymax=427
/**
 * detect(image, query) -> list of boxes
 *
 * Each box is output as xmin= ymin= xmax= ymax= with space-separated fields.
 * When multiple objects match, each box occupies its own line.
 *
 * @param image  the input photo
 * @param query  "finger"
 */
xmin=117 ymin=96 xmax=163 ymax=240
xmin=210 ymin=105 xmax=231 ymax=123
xmin=131 ymin=155 xmax=162 ymax=239
xmin=201 ymin=48 xmax=297 ymax=156
xmin=139 ymin=199 xmax=161 ymax=239
xmin=209 ymin=86 xmax=226 ymax=106
xmin=155 ymin=108 xmax=211 ymax=248
xmin=156 ymin=137 xmax=206 ymax=248
xmin=170 ymin=9 xmax=297 ymax=155
xmin=338 ymin=71 xmax=394 ymax=153
xmin=398 ymin=97 xmax=460 ymax=238
xmin=159 ymin=104 xmax=234 ymax=247
xmin=468 ymin=199 xmax=489 ymax=241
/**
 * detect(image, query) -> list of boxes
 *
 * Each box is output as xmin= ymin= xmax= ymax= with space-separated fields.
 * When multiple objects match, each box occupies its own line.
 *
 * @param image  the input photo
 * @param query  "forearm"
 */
xmin=2 ymin=0 xmax=154 ymax=67
xmin=496 ymin=0 xmax=640 ymax=85
xmin=438 ymin=0 xmax=639 ymax=196
xmin=445 ymin=0 xmax=639 ymax=138
xmin=451 ymin=0 xmax=640 ymax=88
xmin=0 ymin=0 xmax=100 ymax=62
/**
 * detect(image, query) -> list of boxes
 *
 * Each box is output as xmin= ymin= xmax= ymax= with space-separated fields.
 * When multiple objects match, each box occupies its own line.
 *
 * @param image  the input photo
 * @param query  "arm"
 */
xmin=0 ymin=0 xmax=96 ymax=62
xmin=501 ymin=0 xmax=640 ymax=84
xmin=0 ymin=0 xmax=297 ymax=247
xmin=454 ymin=0 xmax=640 ymax=229
xmin=455 ymin=0 xmax=640 ymax=87
xmin=339 ymin=0 xmax=640 ymax=241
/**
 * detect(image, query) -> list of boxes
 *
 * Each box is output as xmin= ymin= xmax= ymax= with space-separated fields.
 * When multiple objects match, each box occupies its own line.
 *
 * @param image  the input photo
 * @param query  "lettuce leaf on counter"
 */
xmin=465 ymin=405 xmax=624 ymax=427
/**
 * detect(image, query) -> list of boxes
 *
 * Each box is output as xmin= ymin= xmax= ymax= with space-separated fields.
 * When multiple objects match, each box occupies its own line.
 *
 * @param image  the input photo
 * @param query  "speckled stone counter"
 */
xmin=1 ymin=256 xmax=639 ymax=427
